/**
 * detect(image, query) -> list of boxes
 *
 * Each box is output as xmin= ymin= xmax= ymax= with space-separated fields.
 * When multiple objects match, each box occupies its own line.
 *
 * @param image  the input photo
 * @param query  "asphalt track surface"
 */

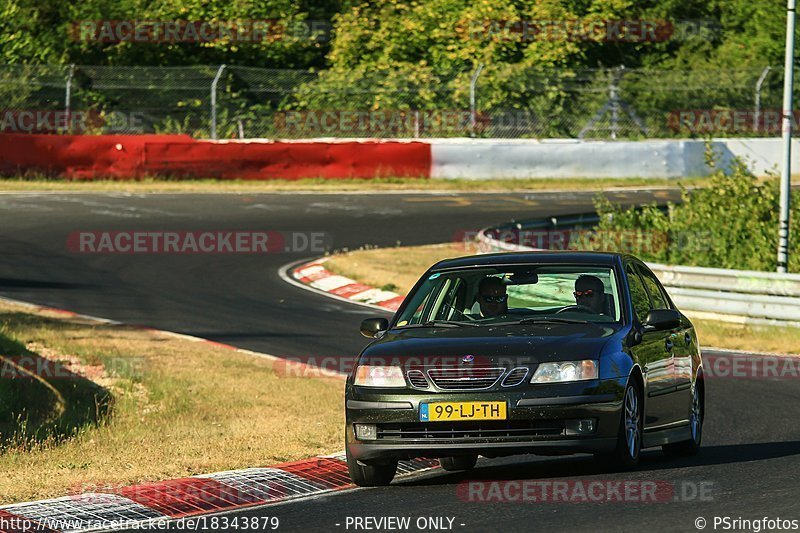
xmin=1 ymin=189 xmax=798 ymax=532
xmin=0 ymin=189 xmax=678 ymax=358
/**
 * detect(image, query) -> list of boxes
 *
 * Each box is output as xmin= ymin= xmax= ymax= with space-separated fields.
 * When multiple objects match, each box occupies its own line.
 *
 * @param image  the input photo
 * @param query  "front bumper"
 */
xmin=345 ymin=377 xmax=626 ymax=461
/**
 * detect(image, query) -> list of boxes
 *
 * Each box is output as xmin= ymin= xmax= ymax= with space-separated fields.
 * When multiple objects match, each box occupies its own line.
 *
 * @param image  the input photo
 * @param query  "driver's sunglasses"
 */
xmin=480 ymin=294 xmax=508 ymax=303
xmin=573 ymin=289 xmax=595 ymax=298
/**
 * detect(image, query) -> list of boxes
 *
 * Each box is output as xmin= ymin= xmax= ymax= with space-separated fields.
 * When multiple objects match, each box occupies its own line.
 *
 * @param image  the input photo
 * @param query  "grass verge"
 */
xmin=0 ymin=301 xmax=342 ymax=504
xmin=0 ymin=176 xmax=709 ymax=193
xmin=324 ymin=243 xmax=800 ymax=356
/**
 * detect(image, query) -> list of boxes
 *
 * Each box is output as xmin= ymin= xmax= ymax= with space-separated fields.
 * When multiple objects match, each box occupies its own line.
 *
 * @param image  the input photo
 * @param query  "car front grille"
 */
xmin=376 ymin=420 xmax=566 ymax=441
xmin=501 ymin=367 xmax=529 ymax=387
xmin=406 ymin=370 xmax=429 ymax=389
xmin=426 ymin=367 xmax=505 ymax=390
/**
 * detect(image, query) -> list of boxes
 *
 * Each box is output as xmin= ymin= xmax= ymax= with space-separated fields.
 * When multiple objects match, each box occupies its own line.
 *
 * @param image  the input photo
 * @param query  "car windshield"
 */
xmin=394 ymin=264 xmax=622 ymax=327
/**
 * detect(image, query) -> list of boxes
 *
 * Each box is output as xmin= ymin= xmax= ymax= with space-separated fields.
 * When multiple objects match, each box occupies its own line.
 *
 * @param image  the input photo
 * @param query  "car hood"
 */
xmin=359 ymin=322 xmax=623 ymax=368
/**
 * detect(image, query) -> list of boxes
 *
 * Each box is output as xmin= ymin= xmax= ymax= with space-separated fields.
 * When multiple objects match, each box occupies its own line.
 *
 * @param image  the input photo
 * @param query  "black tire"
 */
xmin=663 ymin=380 xmax=703 ymax=457
xmin=595 ymin=377 xmax=643 ymax=470
xmin=439 ymin=454 xmax=478 ymax=472
xmin=346 ymin=446 xmax=397 ymax=487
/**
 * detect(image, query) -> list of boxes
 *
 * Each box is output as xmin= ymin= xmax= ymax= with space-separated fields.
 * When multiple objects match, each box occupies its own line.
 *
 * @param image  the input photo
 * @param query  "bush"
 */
xmin=594 ymin=158 xmax=800 ymax=272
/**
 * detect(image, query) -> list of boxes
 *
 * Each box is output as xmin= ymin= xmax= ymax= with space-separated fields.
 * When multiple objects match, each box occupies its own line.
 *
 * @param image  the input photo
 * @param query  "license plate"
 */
xmin=419 ymin=401 xmax=507 ymax=422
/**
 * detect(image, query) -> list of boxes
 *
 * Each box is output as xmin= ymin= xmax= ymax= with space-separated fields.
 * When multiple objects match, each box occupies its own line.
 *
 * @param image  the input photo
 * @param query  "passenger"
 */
xmin=477 ymin=276 xmax=508 ymax=317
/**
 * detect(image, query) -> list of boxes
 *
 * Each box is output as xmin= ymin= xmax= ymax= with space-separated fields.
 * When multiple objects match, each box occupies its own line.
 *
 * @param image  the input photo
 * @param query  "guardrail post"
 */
xmin=754 ymin=66 xmax=772 ymax=132
xmin=470 ymin=63 xmax=484 ymax=138
xmin=64 ymin=64 xmax=75 ymax=133
xmin=210 ymin=64 xmax=226 ymax=140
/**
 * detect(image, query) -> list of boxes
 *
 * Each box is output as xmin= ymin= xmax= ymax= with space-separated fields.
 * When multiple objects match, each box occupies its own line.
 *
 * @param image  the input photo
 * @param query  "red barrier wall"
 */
xmin=0 ymin=134 xmax=432 ymax=180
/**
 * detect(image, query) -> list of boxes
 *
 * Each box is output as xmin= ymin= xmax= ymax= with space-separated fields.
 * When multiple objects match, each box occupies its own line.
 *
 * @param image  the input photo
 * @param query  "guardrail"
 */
xmin=476 ymin=215 xmax=800 ymax=328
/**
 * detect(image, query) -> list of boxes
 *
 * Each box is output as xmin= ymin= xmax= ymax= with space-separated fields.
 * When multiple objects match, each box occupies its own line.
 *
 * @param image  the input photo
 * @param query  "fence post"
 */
xmin=470 ymin=63 xmax=485 ymax=137
xmin=64 ymin=64 xmax=75 ymax=133
xmin=754 ymin=65 xmax=772 ymax=133
xmin=210 ymin=64 xmax=226 ymax=140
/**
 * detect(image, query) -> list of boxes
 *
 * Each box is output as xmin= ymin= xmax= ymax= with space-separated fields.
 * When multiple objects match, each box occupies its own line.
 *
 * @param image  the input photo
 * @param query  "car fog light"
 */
xmin=565 ymin=418 xmax=596 ymax=435
xmin=355 ymin=424 xmax=377 ymax=440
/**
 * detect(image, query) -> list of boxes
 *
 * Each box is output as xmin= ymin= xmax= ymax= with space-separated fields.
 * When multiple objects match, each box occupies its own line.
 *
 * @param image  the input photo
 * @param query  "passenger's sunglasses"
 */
xmin=480 ymin=294 xmax=508 ymax=303
xmin=573 ymin=289 xmax=596 ymax=298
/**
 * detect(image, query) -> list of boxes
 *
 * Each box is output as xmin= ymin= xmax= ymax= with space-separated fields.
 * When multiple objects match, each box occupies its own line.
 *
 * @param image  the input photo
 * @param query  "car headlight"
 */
xmin=354 ymin=365 xmax=406 ymax=387
xmin=531 ymin=360 xmax=598 ymax=383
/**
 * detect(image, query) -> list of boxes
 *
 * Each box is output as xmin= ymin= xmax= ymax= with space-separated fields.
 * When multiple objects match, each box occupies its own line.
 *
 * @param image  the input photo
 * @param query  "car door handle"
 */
xmin=665 ymin=339 xmax=674 ymax=352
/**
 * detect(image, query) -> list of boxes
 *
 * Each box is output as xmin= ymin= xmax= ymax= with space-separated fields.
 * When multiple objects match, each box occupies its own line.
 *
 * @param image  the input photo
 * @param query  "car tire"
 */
xmin=663 ymin=380 xmax=703 ymax=457
xmin=346 ymin=446 xmax=397 ymax=487
xmin=439 ymin=455 xmax=478 ymax=472
xmin=595 ymin=377 xmax=643 ymax=470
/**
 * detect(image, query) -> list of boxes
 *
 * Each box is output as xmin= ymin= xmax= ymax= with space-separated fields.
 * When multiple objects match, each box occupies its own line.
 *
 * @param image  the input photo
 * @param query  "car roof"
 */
xmin=429 ymin=251 xmax=626 ymax=271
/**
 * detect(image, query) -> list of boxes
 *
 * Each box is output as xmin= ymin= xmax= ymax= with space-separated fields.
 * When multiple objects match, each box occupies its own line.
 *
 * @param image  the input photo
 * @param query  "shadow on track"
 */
xmin=396 ymin=440 xmax=800 ymax=486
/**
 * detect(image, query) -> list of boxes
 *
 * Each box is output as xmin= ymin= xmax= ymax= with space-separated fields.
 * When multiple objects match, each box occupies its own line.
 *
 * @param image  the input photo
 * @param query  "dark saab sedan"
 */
xmin=345 ymin=252 xmax=704 ymax=486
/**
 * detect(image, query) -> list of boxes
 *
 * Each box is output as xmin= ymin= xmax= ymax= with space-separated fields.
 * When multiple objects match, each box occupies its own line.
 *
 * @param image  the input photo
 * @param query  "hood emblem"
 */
xmin=461 ymin=355 xmax=475 ymax=364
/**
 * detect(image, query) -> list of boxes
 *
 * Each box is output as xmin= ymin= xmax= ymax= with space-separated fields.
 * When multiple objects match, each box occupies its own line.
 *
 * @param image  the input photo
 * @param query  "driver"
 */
xmin=477 ymin=276 xmax=508 ymax=317
xmin=573 ymin=275 xmax=605 ymax=314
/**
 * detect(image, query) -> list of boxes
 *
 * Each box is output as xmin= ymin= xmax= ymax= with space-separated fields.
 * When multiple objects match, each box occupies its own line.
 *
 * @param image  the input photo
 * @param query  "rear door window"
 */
xmin=637 ymin=264 xmax=671 ymax=310
xmin=626 ymin=263 xmax=650 ymax=323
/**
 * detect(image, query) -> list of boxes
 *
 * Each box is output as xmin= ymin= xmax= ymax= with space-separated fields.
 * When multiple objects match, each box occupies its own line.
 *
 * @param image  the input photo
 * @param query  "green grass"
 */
xmin=0 ymin=302 xmax=343 ymax=504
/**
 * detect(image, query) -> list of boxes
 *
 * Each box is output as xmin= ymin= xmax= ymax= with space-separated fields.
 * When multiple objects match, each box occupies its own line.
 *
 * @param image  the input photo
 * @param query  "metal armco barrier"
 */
xmin=476 ymin=216 xmax=800 ymax=327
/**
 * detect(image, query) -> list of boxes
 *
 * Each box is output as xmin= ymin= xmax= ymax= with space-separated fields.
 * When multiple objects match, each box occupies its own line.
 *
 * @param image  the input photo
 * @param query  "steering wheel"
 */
xmin=555 ymin=304 xmax=595 ymax=314
xmin=443 ymin=302 xmax=475 ymax=321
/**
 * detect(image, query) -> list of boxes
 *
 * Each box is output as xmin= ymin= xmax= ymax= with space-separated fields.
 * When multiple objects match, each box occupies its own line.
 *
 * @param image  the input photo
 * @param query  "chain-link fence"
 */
xmin=0 ymin=63 xmax=789 ymax=139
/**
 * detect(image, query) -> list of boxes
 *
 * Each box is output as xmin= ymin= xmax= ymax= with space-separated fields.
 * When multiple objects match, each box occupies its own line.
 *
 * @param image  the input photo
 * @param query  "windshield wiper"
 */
xmin=513 ymin=317 xmax=590 ymax=325
xmin=397 ymin=320 xmax=479 ymax=329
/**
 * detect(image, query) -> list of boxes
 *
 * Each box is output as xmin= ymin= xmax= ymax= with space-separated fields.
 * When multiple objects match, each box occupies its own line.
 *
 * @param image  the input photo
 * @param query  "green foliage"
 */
xmin=0 ymin=0 xmax=340 ymax=68
xmin=594 ymin=158 xmax=800 ymax=272
xmin=2 ymin=0 xmax=798 ymax=139
xmin=2 ymin=0 xmax=793 ymax=73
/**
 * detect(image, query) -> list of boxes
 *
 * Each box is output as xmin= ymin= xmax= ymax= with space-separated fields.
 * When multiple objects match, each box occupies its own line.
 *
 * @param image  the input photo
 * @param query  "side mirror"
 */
xmin=643 ymin=309 xmax=681 ymax=331
xmin=360 ymin=317 xmax=389 ymax=338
